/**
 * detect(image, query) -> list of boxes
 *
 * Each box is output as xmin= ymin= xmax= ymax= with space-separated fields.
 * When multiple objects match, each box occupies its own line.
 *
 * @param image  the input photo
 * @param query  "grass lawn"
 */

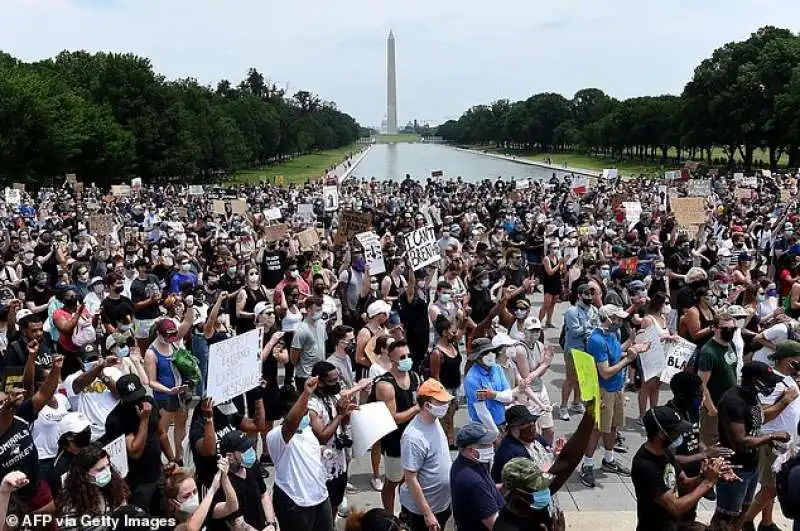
xmin=374 ymin=133 xmax=420 ymax=144
xmin=231 ymin=145 xmax=359 ymax=185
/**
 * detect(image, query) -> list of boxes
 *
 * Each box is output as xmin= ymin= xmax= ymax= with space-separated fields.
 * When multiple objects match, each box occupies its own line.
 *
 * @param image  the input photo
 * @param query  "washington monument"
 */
xmin=386 ymin=30 xmax=398 ymax=135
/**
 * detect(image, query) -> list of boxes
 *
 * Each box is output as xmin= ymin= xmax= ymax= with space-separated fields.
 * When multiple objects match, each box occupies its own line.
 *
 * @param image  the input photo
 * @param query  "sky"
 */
xmin=4 ymin=0 xmax=800 ymax=128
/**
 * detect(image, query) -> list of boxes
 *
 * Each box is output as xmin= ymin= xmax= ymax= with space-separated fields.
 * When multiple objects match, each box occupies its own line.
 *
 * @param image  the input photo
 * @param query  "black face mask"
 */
xmin=113 ymin=285 xmax=124 ymax=294
xmin=62 ymin=296 xmax=78 ymax=308
xmin=753 ymin=380 xmax=776 ymax=397
xmin=321 ymin=382 xmax=341 ymax=396
xmin=790 ymin=360 xmax=800 ymax=374
xmin=73 ymin=429 xmax=91 ymax=448
xmin=314 ymin=285 xmax=325 ymax=296
xmin=719 ymin=328 xmax=735 ymax=342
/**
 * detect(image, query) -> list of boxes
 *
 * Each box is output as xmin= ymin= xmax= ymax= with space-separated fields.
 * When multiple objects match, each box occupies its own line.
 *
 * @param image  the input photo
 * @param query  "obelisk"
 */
xmin=387 ymin=30 xmax=398 ymax=135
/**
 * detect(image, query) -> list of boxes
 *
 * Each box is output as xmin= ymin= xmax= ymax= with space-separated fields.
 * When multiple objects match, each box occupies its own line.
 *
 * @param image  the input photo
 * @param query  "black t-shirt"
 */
xmin=1 ymin=338 xmax=53 ymax=381
xmin=664 ymin=400 xmax=701 ymax=476
xmin=260 ymin=250 xmax=287 ymax=289
xmin=100 ymin=296 xmax=135 ymax=327
xmin=206 ymin=468 xmax=267 ymax=531
xmin=718 ymin=386 xmax=763 ymax=469
xmin=631 ymin=445 xmax=680 ymax=531
xmin=189 ymin=401 xmax=244 ymax=488
xmin=493 ymin=506 xmax=552 ymax=531
xmin=0 ymin=399 xmax=39 ymax=501
xmin=34 ymin=243 xmax=58 ymax=284
xmin=103 ymin=397 xmax=163 ymax=486
xmin=27 ymin=287 xmax=51 ymax=318
xmin=130 ymin=275 xmax=162 ymax=320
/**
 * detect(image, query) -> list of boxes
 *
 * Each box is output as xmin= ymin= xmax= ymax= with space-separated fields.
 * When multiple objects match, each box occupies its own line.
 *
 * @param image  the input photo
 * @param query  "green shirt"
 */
xmin=696 ymin=339 xmax=737 ymax=406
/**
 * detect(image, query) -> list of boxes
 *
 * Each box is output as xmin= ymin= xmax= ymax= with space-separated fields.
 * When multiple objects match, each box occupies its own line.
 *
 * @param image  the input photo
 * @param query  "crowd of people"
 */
xmin=0 ymin=166 xmax=799 ymax=531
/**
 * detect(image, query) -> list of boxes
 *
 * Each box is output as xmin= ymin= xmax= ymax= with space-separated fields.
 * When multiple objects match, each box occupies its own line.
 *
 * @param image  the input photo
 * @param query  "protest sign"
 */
xmin=617 ymin=257 xmax=639 ymax=275
xmin=212 ymin=200 xmax=226 ymax=215
xmin=111 ymin=184 xmax=131 ymax=197
xmin=74 ymin=182 xmax=84 ymax=193
xmin=571 ymin=176 xmax=589 ymax=194
xmin=637 ymin=326 xmax=666 ymax=382
xmin=664 ymin=170 xmax=679 ymax=181
xmin=297 ymin=203 xmax=315 ymax=220
xmin=275 ymin=175 xmax=285 ymax=186
xmin=623 ymin=201 xmax=642 ymax=226
xmin=264 ymin=207 xmax=282 ymax=221
xmin=4 ymin=188 xmax=20 ymax=206
xmin=131 ymin=177 xmax=142 ymax=193
xmin=88 ymin=214 xmax=115 ymax=235
xmin=403 ymin=226 xmax=441 ymax=271
xmin=760 ymin=169 xmax=772 ymax=178
xmin=431 ymin=170 xmax=444 ymax=178
xmin=733 ymin=172 xmax=744 ymax=182
xmin=188 ymin=185 xmax=204 ymax=196
xmin=356 ymin=231 xmax=386 ymax=275
xmin=65 ymin=174 xmax=77 ymax=185
xmin=12 ymin=182 xmax=25 ymax=191
xmin=206 ymin=329 xmax=262 ymax=404
xmin=1 ymin=367 xmax=24 ymax=394
xmin=686 ymin=179 xmax=710 ymax=197
xmin=781 ymin=189 xmax=792 ymax=202
xmin=735 ymin=188 xmax=753 ymax=200
xmin=296 ymin=228 xmax=320 ymax=249
xmin=231 ymin=199 xmax=247 ymax=216
xmin=263 ymin=223 xmax=289 ymax=242
xmin=323 ymin=185 xmax=339 ymax=212
xmin=611 ymin=193 xmax=628 ymax=209
xmin=350 ymin=402 xmax=397 ymax=457
xmin=515 ymin=179 xmax=530 ymax=190
xmin=742 ymin=176 xmax=758 ymax=188
xmin=571 ymin=349 xmax=600 ymax=427
xmin=660 ymin=337 xmax=696 ymax=384
xmin=601 ymin=168 xmax=618 ymax=180
xmin=175 ymin=207 xmax=188 ymax=219
xmin=335 ymin=210 xmax=372 ymax=245
xmin=672 ymin=197 xmax=706 ymax=227
xmin=104 ymin=435 xmax=129 ymax=478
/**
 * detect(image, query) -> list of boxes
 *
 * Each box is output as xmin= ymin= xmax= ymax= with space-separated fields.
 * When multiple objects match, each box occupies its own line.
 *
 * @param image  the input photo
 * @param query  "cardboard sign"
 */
xmin=672 ymin=197 xmax=706 ymax=227
xmin=231 ymin=199 xmax=247 ymax=216
xmin=104 ymin=435 xmax=129 ymax=478
xmin=212 ymin=200 xmax=227 ymax=215
xmin=175 ymin=207 xmax=188 ymax=219
xmin=4 ymin=188 xmax=20 ymax=206
xmin=264 ymin=207 xmax=282 ymax=221
xmin=12 ymin=182 xmax=25 ymax=191
xmin=323 ymin=185 xmax=339 ymax=212
xmin=206 ymin=329 xmax=262 ymax=404
xmin=88 ymin=214 xmax=115 ymax=235
xmin=781 ymin=190 xmax=792 ymax=202
xmin=263 ymin=223 xmax=289 ymax=242
xmin=335 ymin=210 xmax=372 ymax=245
xmin=403 ymin=226 xmax=441 ymax=271
xmin=601 ymin=168 xmax=618 ymax=180
xmin=297 ymin=203 xmax=315 ymax=220
xmin=188 ymin=185 xmax=204 ymax=196
xmin=350 ymin=402 xmax=397 ymax=457
xmin=65 ymin=174 xmax=77 ymax=185
xmin=686 ymin=179 xmax=710 ymax=197
xmin=110 ymin=184 xmax=131 ymax=197
xmin=572 ymin=176 xmax=589 ymax=194
xmin=275 ymin=175 xmax=285 ymax=186
xmin=571 ymin=349 xmax=600 ymax=428
xmin=734 ymin=188 xmax=753 ymax=200
xmin=515 ymin=179 xmax=530 ymax=190
xmin=356 ymin=231 xmax=386 ymax=275
xmin=660 ymin=336 xmax=696 ymax=384
xmin=296 ymin=228 xmax=320 ymax=250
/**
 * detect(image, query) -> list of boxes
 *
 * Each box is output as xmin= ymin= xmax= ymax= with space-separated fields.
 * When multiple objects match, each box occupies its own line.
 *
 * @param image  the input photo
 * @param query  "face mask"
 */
xmin=78 ymin=273 xmax=89 ymax=282
xmin=667 ymin=434 xmax=684 ymax=451
xmin=241 ymin=447 xmax=257 ymax=468
xmin=662 ymin=304 xmax=672 ymax=315
xmin=482 ymin=352 xmax=496 ymax=367
xmin=767 ymin=289 xmax=778 ymax=298
xmin=601 ymin=269 xmax=610 ymax=279
xmin=719 ymin=328 xmax=735 ymax=342
xmin=323 ymin=382 xmax=342 ymax=395
xmin=91 ymin=467 xmax=112 ymax=487
xmin=314 ymin=285 xmax=325 ymax=295
xmin=397 ymin=358 xmax=413 ymax=372
xmin=352 ymin=258 xmax=366 ymax=272
xmin=119 ymin=323 xmax=131 ymax=332
xmin=180 ymin=263 xmax=191 ymax=273
xmin=531 ymin=489 xmax=552 ymax=511
xmin=180 ymin=494 xmax=200 ymax=514
xmin=440 ymin=293 xmax=452 ymax=303
xmin=417 ymin=280 xmax=427 ymax=290
xmin=370 ymin=283 xmax=379 ymax=291
xmin=113 ymin=285 xmax=124 ymax=294
xmin=514 ymin=309 xmax=528 ymax=320
xmin=757 ymin=295 xmax=765 ymax=303
xmin=427 ymin=402 xmax=449 ymax=418
xmin=719 ymin=284 xmax=730 ymax=293
xmin=581 ymin=295 xmax=593 ymax=304
xmin=476 ymin=447 xmax=494 ymax=463
xmin=754 ymin=381 xmax=776 ymax=397
xmin=481 ymin=278 xmax=490 ymax=289
xmin=654 ymin=269 xmax=665 ymax=278
xmin=310 ymin=311 xmax=323 ymax=321
xmin=117 ymin=346 xmax=130 ymax=358
xmin=227 ymin=267 xmax=237 ymax=277
xmin=73 ymin=429 xmax=91 ymax=448
xmin=290 ymin=270 xmax=300 ymax=279
xmin=297 ymin=414 xmax=310 ymax=431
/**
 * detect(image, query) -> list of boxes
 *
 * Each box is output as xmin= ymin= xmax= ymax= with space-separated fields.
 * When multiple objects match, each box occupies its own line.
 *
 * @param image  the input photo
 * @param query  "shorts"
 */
xmin=716 ymin=467 xmax=758 ymax=517
xmin=134 ymin=318 xmax=156 ymax=339
xmin=699 ymin=406 xmax=719 ymax=446
xmin=326 ymin=473 xmax=347 ymax=509
xmin=599 ymin=388 xmax=624 ymax=434
xmin=155 ymin=395 xmax=182 ymax=412
xmin=758 ymin=445 xmax=778 ymax=488
xmin=537 ymin=410 xmax=555 ymax=431
xmin=384 ymin=455 xmax=404 ymax=483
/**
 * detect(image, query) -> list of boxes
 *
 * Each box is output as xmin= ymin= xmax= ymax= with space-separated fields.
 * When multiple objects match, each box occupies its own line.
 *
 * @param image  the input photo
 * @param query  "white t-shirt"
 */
xmin=265 ymin=424 xmax=328 ymax=507
xmin=760 ymin=371 xmax=800 ymax=442
xmin=64 ymin=371 xmax=119 ymax=442
xmin=33 ymin=394 xmax=70 ymax=460
xmin=308 ymin=394 xmax=348 ymax=481
xmin=369 ymin=363 xmax=388 ymax=379
xmin=753 ymin=323 xmax=788 ymax=366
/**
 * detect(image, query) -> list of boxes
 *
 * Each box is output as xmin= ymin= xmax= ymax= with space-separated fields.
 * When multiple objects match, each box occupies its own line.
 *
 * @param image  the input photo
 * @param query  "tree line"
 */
xmin=437 ymin=26 xmax=800 ymax=171
xmin=0 ymin=50 xmax=361 ymax=186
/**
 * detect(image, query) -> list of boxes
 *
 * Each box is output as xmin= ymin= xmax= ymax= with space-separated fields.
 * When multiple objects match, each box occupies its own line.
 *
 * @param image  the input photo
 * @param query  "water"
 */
xmin=350 ymin=143 xmax=575 ymax=182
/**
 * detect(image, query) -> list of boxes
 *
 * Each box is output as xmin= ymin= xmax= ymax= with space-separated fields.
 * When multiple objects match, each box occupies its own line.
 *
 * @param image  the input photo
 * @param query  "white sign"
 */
xmin=623 ymin=201 xmax=642 ymax=226
xmin=515 ymin=179 xmax=530 ymax=190
xmin=188 ymin=185 xmax=204 ymax=196
xmin=104 ymin=434 xmax=129 ymax=478
xmin=664 ymin=170 xmax=679 ymax=180
xmin=637 ymin=325 xmax=666 ymax=382
xmin=131 ymin=177 xmax=142 ymax=193
xmin=742 ymin=176 xmax=758 ymax=188
xmin=207 ymin=329 xmax=262 ymax=404
xmin=403 ymin=226 xmax=441 ymax=271
xmin=660 ymin=337 xmax=696 ymax=384
xmin=761 ymin=169 xmax=772 ymax=178
xmin=297 ymin=203 xmax=315 ymax=220
xmin=350 ymin=402 xmax=397 ymax=457
xmin=356 ymin=231 xmax=386 ymax=275
xmin=264 ymin=207 xmax=282 ymax=221
xmin=4 ymin=188 xmax=20 ymax=206
xmin=323 ymin=185 xmax=339 ymax=212
xmin=571 ymin=176 xmax=589 ymax=193
xmin=686 ymin=179 xmax=711 ymax=197
xmin=733 ymin=172 xmax=744 ymax=182
xmin=602 ymin=168 xmax=618 ymax=180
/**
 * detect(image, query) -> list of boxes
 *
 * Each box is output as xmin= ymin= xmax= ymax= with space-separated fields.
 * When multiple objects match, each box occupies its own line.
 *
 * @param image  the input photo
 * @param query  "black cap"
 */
xmin=643 ymin=406 xmax=693 ymax=439
xmin=740 ymin=361 xmax=783 ymax=386
xmin=116 ymin=374 xmax=146 ymax=404
xmin=219 ymin=430 xmax=252 ymax=455
xmin=505 ymin=404 xmax=539 ymax=427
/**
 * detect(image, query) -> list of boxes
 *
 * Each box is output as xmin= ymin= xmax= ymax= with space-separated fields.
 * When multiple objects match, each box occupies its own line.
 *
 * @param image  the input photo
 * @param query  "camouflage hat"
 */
xmin=502 ymin=457 xmax=554 ymax=492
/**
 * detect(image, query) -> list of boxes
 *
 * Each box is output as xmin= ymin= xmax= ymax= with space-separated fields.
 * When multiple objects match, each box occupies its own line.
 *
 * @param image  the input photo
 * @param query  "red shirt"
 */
xmin=272 ymin=277 xmax=310 ymax=306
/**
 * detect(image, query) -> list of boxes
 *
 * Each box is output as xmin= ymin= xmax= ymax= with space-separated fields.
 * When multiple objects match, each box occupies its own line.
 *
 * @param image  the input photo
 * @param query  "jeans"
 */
xmin=716 ymin=466 xmax=758 ymax=517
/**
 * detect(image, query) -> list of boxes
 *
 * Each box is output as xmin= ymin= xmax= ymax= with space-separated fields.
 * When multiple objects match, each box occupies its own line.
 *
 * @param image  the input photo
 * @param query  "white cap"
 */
xmin=599 ymin=304 xmax=629 ymax=320
xmin=366 ymin=300 xmax=391 ymax=318
xmin=253 ymin=301 xmax=275 ymax=317
xmin=525 ymin=316 xmax=543 ymax=330
xmin=88 ymin=276 xmax=104 ymax=287
xmin=492 ymin=332 xmax=519 ymax=350
xmin=15 ymin=309 xmax=33 ymax=325
xmin=58 ymin=412 xmax=91 ymax=438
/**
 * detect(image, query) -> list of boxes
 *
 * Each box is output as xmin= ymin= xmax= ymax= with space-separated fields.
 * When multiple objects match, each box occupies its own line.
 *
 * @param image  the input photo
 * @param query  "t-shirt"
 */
xmin=207 ymin=468 xmax=267 ymax=531
xmin=189 ymin=400 xmax=243 ymax=487
xmin=129 ymin=275 xmax=161 ymax=320
xmin=291 ymin=319 xmax=327 ymax=379
xmin=587 ymin=327 xmax=626 ymax=393
xmin=265 ymin=425 xmax=328 ymax=507
xmin=103 ymin=397 xmax=162 ymax=486
xmin=33 ymin=394 xmax=70 ymax=460
xmin=718 ymin=386 xmax=763 ymax=469
xmin=663 ymin=399 xmax=701 ymax=477
xmin=100 ymin=295 xmax=135 ymax=326
xmin=760 ymin=370 xmax=800 ymax=440
xmin=0 ymin=400 xmax=39 ymax=501
xmin=398 ymin=415 xmax=452 ymax=515
xmin=308 ymin=394 xmax=347 ymax=480
xmin=493 ymin=507 xmax=552 ymax=531
xmin=492 ymin=435 xmax=530 ymax=483
xmin=64 ymin=371 xmax=119 ymax=441
xmin=696 ymin=339 xmax=737 ymax=406
xmin=631 ymin=445 xmax=680 ymax=531
xmin=450 ymin=454 xmax=505 ymax=531
xmin=752 ymin=323 xmax=788 ymax=366
xmin=326 ymin=353 xmax=355 ymax=389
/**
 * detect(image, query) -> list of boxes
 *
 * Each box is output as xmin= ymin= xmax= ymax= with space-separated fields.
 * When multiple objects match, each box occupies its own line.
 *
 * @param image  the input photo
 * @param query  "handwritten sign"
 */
xmin=515 ymin=179 xmax=530 ymax=190
xmin=760 ymin=169 xmax=772 ymax=178
xmin=131 ymin=178 xmax=142 ymax=194
xmin=263 ymin=223 xmax=289 ymax=243
xmin=601 ymin=168 xmax=618 ymax=180
xmin=356 ymin=231 xmax=386 ymax=275
xmin=188 ymin=185 xmax=204 ymax=196
xmin=231 ymin=199 xmax=247 ymax=216
xmin=686 ymin=179 xmax=710 ymax=197
xmin=672 ymin=197 xmax=706 ymax=227
xmin=403 ymin=226 xmax=441 ymax=271
xmin=734 ymin=188 xmax=753 ymax=200
xmin=12 ymin=182 xmax=25 ymax=191
xmin=264 ymin=207 xmax=282 ymax=221
xmin=660 ymin=336 xmax=696 ymax=384
xmin=323 ymin=185 xmax=339 ymax=212
xmin=4 ymin=188 xmax=20 ymax=206
xmin=572 ymin=176 xmax=589 ymax=194
xmin=571 ymin=349 xmax=600 ymax=428
xmin=335 ymin=210 xmax=372 ymax=245
xmin=623 ymin=201 xmax=642 ymax=226
xmin=88 ymin=215 xmax=115 ymax=235
xmin=65 ymin=174 xmax=77 ymax=185
xmin=207 ymin=329 xmax=262 ymax=404
xmin=637 ymin=326 xmax=666 ymax=382
xmin=297 ymin=203 xmax=315 ymax=221
xmin=664 ymin=170 xmax=679 ymax=181
xmin=104 ymin=435 xmax=129 ymax=478
xmin=111 ymin=185 xmax=131 ymax=197
xmin=296 ymin=228 xmax=320 ymax=250
xmin=212 ymin=200 xmax=226 ymax=215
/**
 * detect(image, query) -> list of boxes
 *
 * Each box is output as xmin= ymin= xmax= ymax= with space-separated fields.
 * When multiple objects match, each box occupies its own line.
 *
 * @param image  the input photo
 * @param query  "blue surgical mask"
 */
xmin=397 ymin=358 xmax=413 ymax=372
xmin=117 ymin=346 xmax=130 ymax=358
xmin=297 ymin=414 xmax=310 ymax=432
xmin=91 ymin=467 xmax=112 ymax=487
xmin=241 ymin=447 xmax=257 ymax=468
xmin=531 ymin=488 xmax=552 ymax=510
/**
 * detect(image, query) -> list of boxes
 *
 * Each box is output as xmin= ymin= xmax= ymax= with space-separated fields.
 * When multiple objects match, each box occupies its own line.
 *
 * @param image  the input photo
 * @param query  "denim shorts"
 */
xmin=715 ymin=466 xmax=758 ymax=516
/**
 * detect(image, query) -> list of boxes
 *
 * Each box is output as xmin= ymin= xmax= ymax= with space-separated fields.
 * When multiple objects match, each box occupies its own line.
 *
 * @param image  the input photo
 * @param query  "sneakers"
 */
xmin=370 ymin=476 xmax=384 ymax=492
xmin=558 ymin=406 xmax=570 ymax=421
xmin=757 ymin=523 xmax=782 ymax=531
xmin=337 ymin=497 xmax=349 ymax=518
xmin=579 ymin=464 xmax=596 ymax=488
xmin=613 ymin=439 xmax=629 ymax=453
xmin=602 ymin=458 xmax=631 ymax=475
xmin=346 ymin=482 xmax=358 ymax=493
xmin=568 ymin=402 xmax=586 ymax=414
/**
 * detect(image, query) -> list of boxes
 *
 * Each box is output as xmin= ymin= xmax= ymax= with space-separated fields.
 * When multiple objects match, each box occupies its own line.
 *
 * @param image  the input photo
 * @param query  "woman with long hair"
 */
xmin=637 ymin=292 xmax=675 ymax=423
xmin=679 ymin=287 xmax=716 ymax=345
xmin=164 ymin=458 xmax=238 ymax=530
xmin=57 ymin=444 xmax=129 ymax=531
xmin=428 ymin=314 xmax=462 ymax=448
xmin=539 ymin=241 xmax=563 ymax=328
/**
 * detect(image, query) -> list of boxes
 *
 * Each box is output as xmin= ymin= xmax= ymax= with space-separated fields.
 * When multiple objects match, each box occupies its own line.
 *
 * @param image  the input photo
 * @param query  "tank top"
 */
xmin=377 ymin=372 xmax=419 ymax=457
xmin=541 ymin=256 xmax=561 ymax=290
xmin=238 ymin=286 xmax=268 ymax=333
xmin=150 ymin=344 xmax=178 ymax=401
xmin=433 ymin=346 xmax=462 ymax=390
xmin=281 ymin=306 xmax=302 ymax=332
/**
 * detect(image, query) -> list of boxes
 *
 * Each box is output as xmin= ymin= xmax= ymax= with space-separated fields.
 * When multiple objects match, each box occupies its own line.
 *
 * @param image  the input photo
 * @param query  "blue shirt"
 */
xmin=587 ymin=327 xmax=625 ymax=392
xmin=464 ymin=363 xmax=509 ymax=427
xmin=563 ymin=303 xmax=597 ymax=354
xmin=491 ymin=434 xmax=529 ymax=483
xmin=168 ymin=271 xmax=198 ymax=294
xmin=450 ymin=454 xmax=505 ymax=531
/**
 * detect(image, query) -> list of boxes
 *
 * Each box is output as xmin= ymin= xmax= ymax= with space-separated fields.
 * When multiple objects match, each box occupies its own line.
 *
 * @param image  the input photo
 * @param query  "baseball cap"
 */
xmin=455 ymin=422 xmax=496 ymax=448
xmin=502 ymin=457 xmax=554 ymax=492
xmin=492 ymin=332 xmax=519 ymax=350
xmin=105 ymin=332 xmax=132 ymax=352
xmin=768 ymin=340 xmax=800 ymax=361
xmin=58 ymin=412 xmax=91 ymax=438
xmin=418 ymin=378 xmax=454 ymax=402
xmin=88 ymin=276 xmax=104 ymax=287
xmin=628 ymin=280 xmax=645 ymax=291
xmin=643 ymin=406 xmax=693 ymax=440
xmin=740 ymin=361 xmax=783 ymax=386
xmin=525 ymin=316 xmax=542 ymax=330
xmin=116 ymin=374 xmax=146 ymax=404
xmin=253 ymin=301 xmax=274 ymax=317
xmin=366 ymin=300 xmax=391 ymax=318
xmin=15 ymin=309 xmax=33 ymax=325
xmin=505 ymin=404 xmax=539 ymax=427
xmin=468 ymin=337 xmax=499 ymax=361
xmin=156 ymin=319 xmax=179 ymax=342
xmin=220 ymin=430 xmax=253 ymax=454
xmin=599 ymin=304 xmax=629 ymax=320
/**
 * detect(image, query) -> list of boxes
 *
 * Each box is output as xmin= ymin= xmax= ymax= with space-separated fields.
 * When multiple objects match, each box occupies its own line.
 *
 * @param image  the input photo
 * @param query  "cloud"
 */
xmin=2 ymin=0 xmax=800 ymax=127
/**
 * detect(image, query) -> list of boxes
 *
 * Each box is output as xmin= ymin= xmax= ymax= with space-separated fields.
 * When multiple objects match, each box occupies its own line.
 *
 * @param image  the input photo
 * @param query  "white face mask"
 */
xmin=427 ymin=402 xmax=449 ymax=418
xmin=662 ymin=304 xmax=672 ymax=315
xmin=476 ymin=447 xmax=495 ymax=463
xmin=180 ymin=493 xmax=200 ymax=514
xmin=481 ymin=352 xmax=496 ymax=367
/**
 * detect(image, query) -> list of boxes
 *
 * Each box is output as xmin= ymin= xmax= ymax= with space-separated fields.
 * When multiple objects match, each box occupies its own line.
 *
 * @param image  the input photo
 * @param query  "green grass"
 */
xmin=374 ymin=133 xmax=421 ymax=144
xmin=231 ymin=145 xmax=359 ymax=184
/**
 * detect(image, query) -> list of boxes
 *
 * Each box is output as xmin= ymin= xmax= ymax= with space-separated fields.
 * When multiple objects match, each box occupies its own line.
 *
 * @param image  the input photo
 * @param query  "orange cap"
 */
xmin=418 ymin=378 xmax=454 ymax=402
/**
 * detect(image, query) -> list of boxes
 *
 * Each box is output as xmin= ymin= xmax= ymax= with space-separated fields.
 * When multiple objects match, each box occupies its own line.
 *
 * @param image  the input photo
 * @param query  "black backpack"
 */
xmin=776 ymin=452 xmax=800 ymax=519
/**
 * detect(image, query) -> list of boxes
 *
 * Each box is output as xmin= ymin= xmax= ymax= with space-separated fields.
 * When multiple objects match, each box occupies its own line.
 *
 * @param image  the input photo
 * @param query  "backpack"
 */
xmin=72 ymin=314 xmax=97 ymax=348
xmin=776 ymin=452 xmax=800 ymax=519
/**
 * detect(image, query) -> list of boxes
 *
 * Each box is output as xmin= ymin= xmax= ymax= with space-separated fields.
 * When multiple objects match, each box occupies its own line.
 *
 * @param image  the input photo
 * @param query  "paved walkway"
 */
xmin=448 ymin=146 xmax=601 ymax=177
